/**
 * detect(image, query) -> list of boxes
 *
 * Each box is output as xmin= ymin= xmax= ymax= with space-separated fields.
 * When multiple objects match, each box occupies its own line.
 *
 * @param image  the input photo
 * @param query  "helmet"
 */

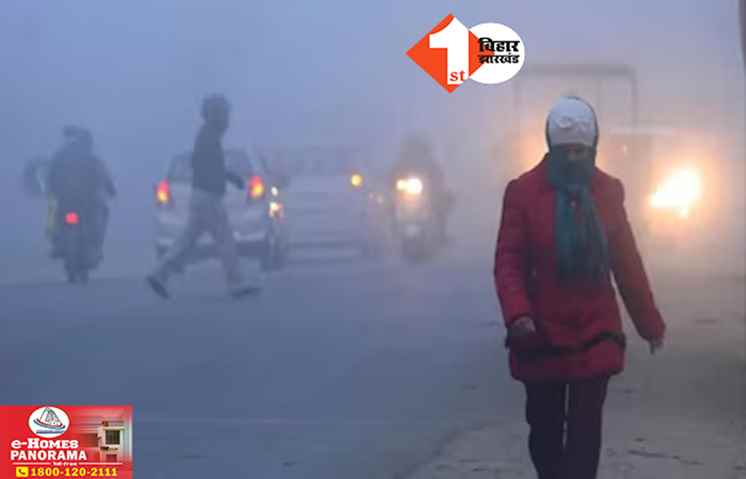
xmin=62 ymin=125 xmax=93 ymax=152
xmin=62 ymin=125 xmax=86 ymax=140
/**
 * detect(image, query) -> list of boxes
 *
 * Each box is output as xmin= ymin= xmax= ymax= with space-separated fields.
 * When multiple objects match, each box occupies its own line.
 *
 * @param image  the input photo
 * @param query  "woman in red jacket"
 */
xmin=494 ymin=96 xmax=666 ymax=479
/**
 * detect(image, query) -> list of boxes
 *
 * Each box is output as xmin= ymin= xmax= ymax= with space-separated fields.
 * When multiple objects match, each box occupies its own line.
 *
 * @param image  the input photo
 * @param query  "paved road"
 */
xmin=1 ymin=241 xmax=524 ymax=478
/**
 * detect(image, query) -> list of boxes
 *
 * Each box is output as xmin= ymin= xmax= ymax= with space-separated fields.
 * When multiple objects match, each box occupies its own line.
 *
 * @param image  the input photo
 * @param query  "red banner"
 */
xmin=0 ymin=406 xmax=133 ymax=479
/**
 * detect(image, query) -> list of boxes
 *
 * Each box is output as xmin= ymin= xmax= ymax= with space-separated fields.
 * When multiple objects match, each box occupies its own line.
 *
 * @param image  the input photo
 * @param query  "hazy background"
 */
xmin=1 ymin=0 xmax=743 ymax=276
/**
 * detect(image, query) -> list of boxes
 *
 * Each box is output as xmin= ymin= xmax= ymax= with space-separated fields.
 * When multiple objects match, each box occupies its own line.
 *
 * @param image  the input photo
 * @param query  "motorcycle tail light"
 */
xmin=65 ymin=212 xmax=79 ymax=225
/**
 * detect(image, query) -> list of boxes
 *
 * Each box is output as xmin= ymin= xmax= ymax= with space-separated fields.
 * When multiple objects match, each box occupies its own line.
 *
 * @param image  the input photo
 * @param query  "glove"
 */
xmin=505 ymin=316 xmax=548 ymax=355
xmin=509 ymin=316 xmax=536 ymax=337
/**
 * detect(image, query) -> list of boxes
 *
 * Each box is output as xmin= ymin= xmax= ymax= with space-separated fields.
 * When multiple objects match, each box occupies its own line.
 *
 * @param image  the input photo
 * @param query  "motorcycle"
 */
xmin=24 ymin=157 xmax=112 ymax=284
xmin=57 ymin=207 xmax=95 ymax=284
xmin=392 ymin=176 xmax=443 ymax=262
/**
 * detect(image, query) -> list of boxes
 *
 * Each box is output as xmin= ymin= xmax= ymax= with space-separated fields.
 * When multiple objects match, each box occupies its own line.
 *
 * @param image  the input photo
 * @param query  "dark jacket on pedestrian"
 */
xmin=191 ymin=123 xmax=231 ymax=196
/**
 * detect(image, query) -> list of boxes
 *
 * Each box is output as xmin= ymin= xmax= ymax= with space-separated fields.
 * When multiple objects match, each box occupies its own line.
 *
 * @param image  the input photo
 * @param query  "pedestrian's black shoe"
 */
xmin=229 ymin=284 xmax=261 ymax=299
xmin=146 ymin=275 xmax=169 ymax=299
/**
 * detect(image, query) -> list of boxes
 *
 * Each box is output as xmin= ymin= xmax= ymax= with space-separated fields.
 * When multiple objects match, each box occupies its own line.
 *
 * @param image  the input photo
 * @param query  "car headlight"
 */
xmin=396 ymin=177 xmax=424 ymax=196
xmin=269 ymin=201 xmax=283 ymax=218
xmin=649 ymin=168 xmax=702 ymax=218
xmin=350 ymin=173 xmax=364 ymax=188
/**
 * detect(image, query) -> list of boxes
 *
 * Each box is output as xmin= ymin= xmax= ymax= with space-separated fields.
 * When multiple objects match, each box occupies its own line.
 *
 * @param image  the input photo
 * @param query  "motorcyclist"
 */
xmin=47 ymin=126 xmax=116 ymax=264
xmin=388 ymin=134 xmax=451 ymax=241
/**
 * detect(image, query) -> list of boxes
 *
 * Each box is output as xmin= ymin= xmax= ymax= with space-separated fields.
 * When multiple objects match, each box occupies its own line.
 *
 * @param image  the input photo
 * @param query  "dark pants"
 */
xmin=524 ymin=376 xmax=609 ymax=479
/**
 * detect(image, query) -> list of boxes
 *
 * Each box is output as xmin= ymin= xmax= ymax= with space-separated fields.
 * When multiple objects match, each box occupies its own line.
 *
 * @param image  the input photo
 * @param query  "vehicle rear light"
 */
xmin=156 ymin=180 xmax=171 ymax=204
xmin=65 ymin=212 xmax=79 ymax=225
xmin=248 ymin=176 xmax=265 ymax=200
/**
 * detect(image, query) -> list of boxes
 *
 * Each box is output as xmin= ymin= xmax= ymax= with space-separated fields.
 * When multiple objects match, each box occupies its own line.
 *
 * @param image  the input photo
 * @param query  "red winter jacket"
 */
xmin=494 ymin=158 xmax=665 ymax=383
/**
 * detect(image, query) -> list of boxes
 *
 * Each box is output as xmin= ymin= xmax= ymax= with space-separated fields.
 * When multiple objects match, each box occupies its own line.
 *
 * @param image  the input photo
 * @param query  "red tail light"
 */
xmin=65 ymin=212 xmax=79 ymax=225
xmin=248 ymin=176 xmax=265 ymax=200
xmin=156 ymin=180 xmax=171 ymax=204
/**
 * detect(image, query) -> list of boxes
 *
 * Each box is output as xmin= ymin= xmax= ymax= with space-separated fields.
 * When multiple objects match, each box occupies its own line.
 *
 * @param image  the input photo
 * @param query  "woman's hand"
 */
xmin=226 ymin=172 xmax=245 ymax=190
xmin=509 ymin=315 xmax=536 ymax=337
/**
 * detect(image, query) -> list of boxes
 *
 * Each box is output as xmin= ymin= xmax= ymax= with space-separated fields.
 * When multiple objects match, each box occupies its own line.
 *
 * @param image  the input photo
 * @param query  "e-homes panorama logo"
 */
xmin=28 ymin=406 xmax=70 ymax=438
xmin=407 ymin=14 xmax=525 ymax=92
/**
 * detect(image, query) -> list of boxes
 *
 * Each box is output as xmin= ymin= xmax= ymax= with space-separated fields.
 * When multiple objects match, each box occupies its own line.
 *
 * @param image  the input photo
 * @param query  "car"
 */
xmin=154 ymin=148 xmax=288 ymax=271
xmin=276 ymin=146 xmax=388 ymax=256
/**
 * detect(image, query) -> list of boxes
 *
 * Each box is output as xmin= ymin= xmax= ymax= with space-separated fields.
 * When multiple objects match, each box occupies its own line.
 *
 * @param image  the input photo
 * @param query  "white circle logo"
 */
xmin=407 ymin=15 xmax=526 ymax=92
xmin=28 ymin=407 xmax=70 ymax=438
xmin=469 ymin=23 xmax=525 ymax=85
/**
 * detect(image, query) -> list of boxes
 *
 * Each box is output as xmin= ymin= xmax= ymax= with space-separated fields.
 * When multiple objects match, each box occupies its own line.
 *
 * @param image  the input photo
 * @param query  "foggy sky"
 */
xmin=1 ymin=1 xmax=742 ymax=164
xmin=1 ymin=1 xmax=743 ymax=265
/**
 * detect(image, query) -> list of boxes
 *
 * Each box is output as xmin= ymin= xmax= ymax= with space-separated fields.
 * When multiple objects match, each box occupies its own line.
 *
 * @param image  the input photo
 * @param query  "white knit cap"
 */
xmin=546 ymin=97 xmax=598 ymax=148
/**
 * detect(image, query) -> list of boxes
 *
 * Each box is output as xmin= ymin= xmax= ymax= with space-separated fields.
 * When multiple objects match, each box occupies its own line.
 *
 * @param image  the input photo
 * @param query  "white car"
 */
xmin=279 ymin=149 xmax=387 ymax=255
xmin=154 ymin=148 xmax=288 ymax=270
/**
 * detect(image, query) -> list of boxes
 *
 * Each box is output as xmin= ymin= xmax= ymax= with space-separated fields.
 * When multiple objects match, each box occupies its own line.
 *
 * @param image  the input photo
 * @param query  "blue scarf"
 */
xmin=546 ymin=149 xmax=610 ymax=282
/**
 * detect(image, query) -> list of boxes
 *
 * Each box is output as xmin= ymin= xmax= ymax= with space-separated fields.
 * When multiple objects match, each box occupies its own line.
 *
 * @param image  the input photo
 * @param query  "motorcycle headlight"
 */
xmin=396 ymin=177 xmax=424 ymax=196
xmin=649 ymin=168 xmax=702 ymax=218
